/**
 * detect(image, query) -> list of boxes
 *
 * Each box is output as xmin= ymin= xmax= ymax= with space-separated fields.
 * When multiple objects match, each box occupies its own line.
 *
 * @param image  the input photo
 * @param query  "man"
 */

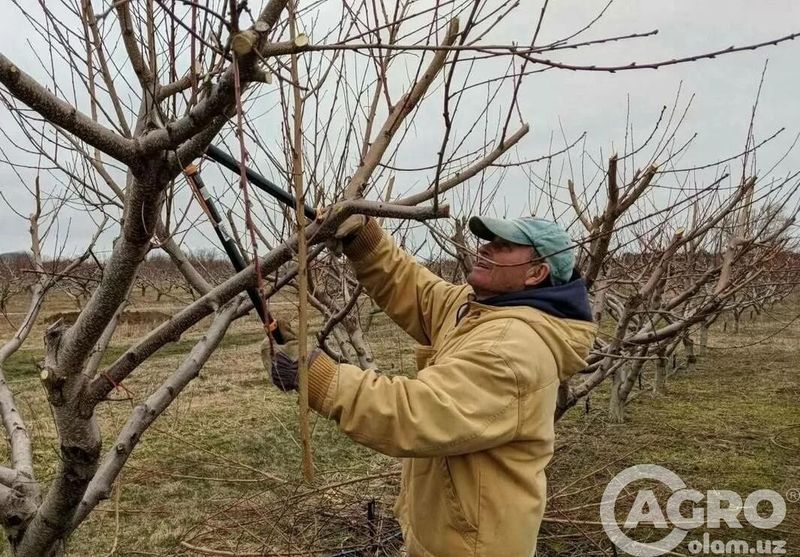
xmin=263 ymin=215 xmax=597 ymax=556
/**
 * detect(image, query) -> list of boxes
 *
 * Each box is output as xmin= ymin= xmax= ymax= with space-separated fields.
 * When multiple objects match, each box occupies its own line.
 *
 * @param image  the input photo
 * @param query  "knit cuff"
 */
xmin=307 ymin=351 xmax=337 ymax=413
xmin=342 ymin=218 xmax=384 ymax=261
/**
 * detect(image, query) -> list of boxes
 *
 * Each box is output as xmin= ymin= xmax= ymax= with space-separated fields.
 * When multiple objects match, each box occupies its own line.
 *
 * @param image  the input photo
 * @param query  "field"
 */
xmin=0 ymin=290 xmax=798 ymax=556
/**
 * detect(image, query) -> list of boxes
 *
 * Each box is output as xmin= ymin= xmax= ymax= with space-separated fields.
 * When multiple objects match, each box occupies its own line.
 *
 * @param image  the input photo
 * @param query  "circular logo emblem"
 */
xmin=600 ymin=464 xmax=688 ymax=557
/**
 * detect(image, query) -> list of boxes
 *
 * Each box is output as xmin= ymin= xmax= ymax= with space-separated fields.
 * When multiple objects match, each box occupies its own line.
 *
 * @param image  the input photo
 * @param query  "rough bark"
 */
xmin=71 ymin=300 xmax=240 ymax=529
xmin=698 ymin=323 xmax=709 ymax=356
xmin=683 ymin=335 xmax=696 ymax=372
xmin=653 ymin=349 xmax=668 ymax=395
xmin=343 ymin=315 xmax=377 ymax=370
xmin=608 ymin=369 xmax=625 ymax=424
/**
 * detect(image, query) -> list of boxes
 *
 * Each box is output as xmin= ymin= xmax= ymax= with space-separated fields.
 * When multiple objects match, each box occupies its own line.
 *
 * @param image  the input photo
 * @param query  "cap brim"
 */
xmin=468 ymin=216 xmax=529 ymax=245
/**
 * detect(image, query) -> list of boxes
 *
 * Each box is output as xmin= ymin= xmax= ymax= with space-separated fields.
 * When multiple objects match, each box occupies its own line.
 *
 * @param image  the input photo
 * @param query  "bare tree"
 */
xmin=0 ymin=179 xmax=102 ymax=549
xmin=552 ymin=89 xmax=799 ymax=422
xmin=0 ymin=1 xmax=797 ymax=555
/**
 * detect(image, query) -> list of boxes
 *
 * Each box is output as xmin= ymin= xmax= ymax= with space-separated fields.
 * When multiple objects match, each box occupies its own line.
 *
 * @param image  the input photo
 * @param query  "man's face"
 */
xmin=466 ymin=237 xmax=550 ymax=298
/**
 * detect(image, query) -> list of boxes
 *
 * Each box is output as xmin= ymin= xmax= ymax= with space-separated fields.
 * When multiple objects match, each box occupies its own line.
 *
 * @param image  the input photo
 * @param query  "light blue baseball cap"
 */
xmin=468 ymin=215 xmax=575 ymax=285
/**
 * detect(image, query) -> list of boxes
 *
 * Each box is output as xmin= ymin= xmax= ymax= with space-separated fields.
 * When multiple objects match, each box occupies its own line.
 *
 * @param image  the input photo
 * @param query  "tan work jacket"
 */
xmin=307 ymin=219 xmax=597 ymax=556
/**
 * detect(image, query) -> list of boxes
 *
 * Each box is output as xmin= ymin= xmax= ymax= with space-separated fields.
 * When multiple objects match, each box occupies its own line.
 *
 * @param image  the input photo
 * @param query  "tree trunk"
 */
xmin=343 ymin=315 xmax=376 ymax=370
xmin=9 ymin=541 xmax=64 ymax=557
xmin=362 ymin=302 xmax=381 ymax=333
xmin=331 ymin=326 xmax=353 ymax=361
xmin=653 ymin=349 xmax=667 ymax=395
xmin=557 ymin=380 xmax=569 ymax=409
xmin=15 ymin=323 xmax=102 ymax=557
xmin=683 ymin=335 xmax=696 ymax=372
xmin=608 ymin=369 xmax=626 ymax=424
xmin=555 ymin=380 xmax=571 ymax=421
xmin=697 ymin=324 xmax=708 ymax=356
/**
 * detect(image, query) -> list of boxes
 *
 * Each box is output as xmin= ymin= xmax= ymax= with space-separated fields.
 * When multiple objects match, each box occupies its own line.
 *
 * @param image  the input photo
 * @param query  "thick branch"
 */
xmin=117 ymin=1 xmax=155 ymax=90
xmin=72 ymin=300 xmax=239 ymax=529
xmin=56 ymin=182 xmax=154 ymax=376
xmin=157 ymin=222 xmax=213 ymax=296
xmin=136 ymin=0 xmax=291 ymax=156
xmin=583 ymin=155 xmax=620 ymax=288
xmin=0 ymin=283 xmax=42 ymax=478
xmin=617 ymin=165 xmax=657 ymax=215
xmin=0 ymin=53 xmax=137 ymax=166
xmin=568 ymin=179 xmax=592 ymax=231
xmin=0 ymin=483 xmax=37 ymax=548
xmin=83 ymin=199 xmax=448 ymax=408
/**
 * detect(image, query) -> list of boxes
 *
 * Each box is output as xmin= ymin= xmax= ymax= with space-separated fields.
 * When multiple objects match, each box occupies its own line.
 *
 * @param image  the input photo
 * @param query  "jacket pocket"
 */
xmin=406 ymin=457 xmax=477 ymax=556
xmin=414 ymin=344 xmax=437 ymax=371
xmin=442 ymin=457 xmax=478 ymax=533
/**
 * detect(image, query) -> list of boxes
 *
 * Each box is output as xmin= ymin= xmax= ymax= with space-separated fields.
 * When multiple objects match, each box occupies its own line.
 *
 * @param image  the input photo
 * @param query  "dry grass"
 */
xmin=0 ymin=291 xmax=798 ymax=556
xmin=542 ymin=299 xmax=800 ymax=555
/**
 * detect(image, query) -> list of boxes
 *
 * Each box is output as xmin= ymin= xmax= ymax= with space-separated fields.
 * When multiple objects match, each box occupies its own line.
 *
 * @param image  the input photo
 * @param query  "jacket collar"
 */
xmin=463 ymin=271 xmax=593 ymax=322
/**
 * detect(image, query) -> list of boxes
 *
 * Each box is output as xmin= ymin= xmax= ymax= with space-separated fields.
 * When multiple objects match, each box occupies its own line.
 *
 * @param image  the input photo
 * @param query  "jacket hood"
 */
xmin=477 ymin=272 xmax=596 ymax=380
xmin=481 ymin=271 xmax=593 ymax=322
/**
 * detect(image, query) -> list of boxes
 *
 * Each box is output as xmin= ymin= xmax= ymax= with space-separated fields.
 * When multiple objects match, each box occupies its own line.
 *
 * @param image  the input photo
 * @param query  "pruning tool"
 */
xmin=183 ymin=162 xmax=287 ymax=342
xmin=204 ymin=144 xmax=317 ymax=220
xmin=185 ymin=145 xmax=323 ymax=344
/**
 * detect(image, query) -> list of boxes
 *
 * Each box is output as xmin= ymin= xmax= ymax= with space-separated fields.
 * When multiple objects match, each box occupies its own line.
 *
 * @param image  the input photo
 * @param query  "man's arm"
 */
xmin=342 ymin=218 xmax=468 ymax=346
xmin=306 ymin=338 xmax=522 ymax=458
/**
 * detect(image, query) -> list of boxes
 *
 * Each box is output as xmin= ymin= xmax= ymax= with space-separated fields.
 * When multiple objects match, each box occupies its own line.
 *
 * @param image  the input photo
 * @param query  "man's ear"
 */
xmin=524 ymin=262 xmax=550 ymax=287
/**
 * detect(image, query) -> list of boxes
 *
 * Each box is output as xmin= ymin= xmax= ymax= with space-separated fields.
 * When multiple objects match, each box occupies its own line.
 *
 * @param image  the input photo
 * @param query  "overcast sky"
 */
xmin=0 ymin=0 xmax=798 ymax=257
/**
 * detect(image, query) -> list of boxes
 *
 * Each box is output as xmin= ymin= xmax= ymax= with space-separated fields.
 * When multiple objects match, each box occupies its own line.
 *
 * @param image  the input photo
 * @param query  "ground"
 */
xmin=0 ymin=289 xmax=797 ymax=556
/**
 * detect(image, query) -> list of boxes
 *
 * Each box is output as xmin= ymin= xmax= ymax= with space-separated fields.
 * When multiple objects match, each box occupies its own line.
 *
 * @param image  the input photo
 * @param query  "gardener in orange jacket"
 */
xmin=263 ymin=215 xmax=597 ymax=556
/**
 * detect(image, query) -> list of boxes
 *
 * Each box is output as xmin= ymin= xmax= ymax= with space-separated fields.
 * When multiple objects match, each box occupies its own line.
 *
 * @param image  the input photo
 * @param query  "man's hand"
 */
xmin=260 ymin=320 xmax=321 ymax=391
xmin=326 ymin=214 xmax=368 ymax=256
